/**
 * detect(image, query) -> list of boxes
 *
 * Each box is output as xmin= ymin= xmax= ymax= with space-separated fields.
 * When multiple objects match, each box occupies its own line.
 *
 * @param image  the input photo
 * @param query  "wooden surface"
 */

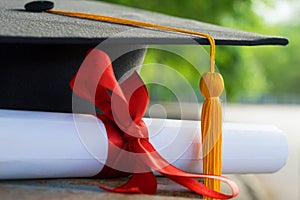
xmin=0 ymin=175 xmax=272 ymax=200
xmin=0 ymin=178 xmax=200 ymax=200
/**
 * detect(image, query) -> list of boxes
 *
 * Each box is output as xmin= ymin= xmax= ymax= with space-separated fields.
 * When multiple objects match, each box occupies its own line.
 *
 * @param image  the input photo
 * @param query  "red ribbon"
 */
xmin=69 ymin=48 xmax=239 ymax=199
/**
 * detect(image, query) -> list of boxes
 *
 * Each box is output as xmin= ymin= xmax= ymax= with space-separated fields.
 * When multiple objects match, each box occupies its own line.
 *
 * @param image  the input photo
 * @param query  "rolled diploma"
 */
xmin=0 ymin=109 xmax=288 ymax=179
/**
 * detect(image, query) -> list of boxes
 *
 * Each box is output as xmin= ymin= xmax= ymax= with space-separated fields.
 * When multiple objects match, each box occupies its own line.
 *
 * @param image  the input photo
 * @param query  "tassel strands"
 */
xmin=200 ymin=71 xmax=224 ymax=199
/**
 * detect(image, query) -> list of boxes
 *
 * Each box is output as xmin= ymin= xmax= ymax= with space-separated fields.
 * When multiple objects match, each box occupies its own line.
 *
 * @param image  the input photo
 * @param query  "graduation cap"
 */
xmin=0 ymin=0 xmax=288 ymax=113
xmin=0 ymin=0 xmax=288 ymax=198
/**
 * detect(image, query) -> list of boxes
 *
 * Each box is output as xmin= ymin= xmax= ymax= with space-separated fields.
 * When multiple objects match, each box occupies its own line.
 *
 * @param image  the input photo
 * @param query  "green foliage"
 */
xmin=98 ymin=0 xmax=298 ymax=103
xmin=254 ymin=25 xmax=300 ymax=99
xmin=140 ymin=45 xmax=206 ymax=103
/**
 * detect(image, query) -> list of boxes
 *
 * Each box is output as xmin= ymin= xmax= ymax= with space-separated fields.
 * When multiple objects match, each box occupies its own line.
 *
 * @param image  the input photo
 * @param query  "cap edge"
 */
xmin=0 ymin=36 xmax=289 ymax=46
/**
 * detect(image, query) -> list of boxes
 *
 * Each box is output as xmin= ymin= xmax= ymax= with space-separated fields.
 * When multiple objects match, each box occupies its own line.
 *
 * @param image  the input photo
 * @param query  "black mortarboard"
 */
xmin=0 ymin=0 xmax=288 ymax=113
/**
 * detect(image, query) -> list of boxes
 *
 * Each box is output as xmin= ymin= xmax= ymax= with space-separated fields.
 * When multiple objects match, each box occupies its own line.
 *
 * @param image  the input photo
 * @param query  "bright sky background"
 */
xmin=253 ymin=0 xmax=300 ymax=25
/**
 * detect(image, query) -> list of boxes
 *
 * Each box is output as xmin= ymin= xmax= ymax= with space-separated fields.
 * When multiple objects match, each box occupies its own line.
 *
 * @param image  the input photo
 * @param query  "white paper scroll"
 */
xmin=0 ymin=109 xmax=288 ymax=179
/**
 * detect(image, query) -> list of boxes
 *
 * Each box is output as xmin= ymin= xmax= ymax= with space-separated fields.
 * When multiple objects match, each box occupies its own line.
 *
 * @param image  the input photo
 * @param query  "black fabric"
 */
xmin=0 ymin=43 xmax=147 ymax=112
xmin=0 ymin=0 xmax=288 ymax=46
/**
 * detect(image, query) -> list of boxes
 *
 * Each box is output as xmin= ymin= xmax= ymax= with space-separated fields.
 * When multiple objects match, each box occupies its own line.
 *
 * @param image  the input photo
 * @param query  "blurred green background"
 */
xmin=99 ymin=0 xmax=299 ymax=104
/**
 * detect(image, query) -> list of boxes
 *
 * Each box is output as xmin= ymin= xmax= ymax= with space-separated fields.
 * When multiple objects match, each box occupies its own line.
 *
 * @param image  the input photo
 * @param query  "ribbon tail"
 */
xmin=99 ymin=172 xmax=157 ymax=194
xmin=154 ymin=162 xmax=239 ymax=199
xmin=163 ymin=174 xmax=232 ymax=199
xmin=137 ymin=139 xmax=239 ymax=199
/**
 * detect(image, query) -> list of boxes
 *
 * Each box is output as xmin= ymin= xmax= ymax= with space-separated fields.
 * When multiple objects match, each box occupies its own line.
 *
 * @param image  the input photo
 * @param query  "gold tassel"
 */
xmin=200 ymin=71 xmax=224 ymax=199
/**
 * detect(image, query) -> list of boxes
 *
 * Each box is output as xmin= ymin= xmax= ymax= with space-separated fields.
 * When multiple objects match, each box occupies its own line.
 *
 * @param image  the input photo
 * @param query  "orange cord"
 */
xmin=46 ymin=9 xmax=216 ymax=72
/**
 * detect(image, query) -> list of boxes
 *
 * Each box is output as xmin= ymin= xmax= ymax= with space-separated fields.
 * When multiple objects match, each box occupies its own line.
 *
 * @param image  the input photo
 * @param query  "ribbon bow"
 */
xmin=69 ymin=48 xmax=239 ymax=199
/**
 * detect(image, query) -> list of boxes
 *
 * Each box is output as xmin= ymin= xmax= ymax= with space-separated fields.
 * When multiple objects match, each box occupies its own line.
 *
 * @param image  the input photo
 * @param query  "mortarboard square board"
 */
xmin=0 ymin=0 xmax=288 ymax=113
xmin=0 ymin=0 xmax=289 ymax=199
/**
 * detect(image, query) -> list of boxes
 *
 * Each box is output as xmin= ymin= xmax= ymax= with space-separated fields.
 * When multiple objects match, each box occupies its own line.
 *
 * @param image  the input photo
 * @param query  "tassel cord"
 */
xmin=46 ymin=9 xmax=216 ymax=72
